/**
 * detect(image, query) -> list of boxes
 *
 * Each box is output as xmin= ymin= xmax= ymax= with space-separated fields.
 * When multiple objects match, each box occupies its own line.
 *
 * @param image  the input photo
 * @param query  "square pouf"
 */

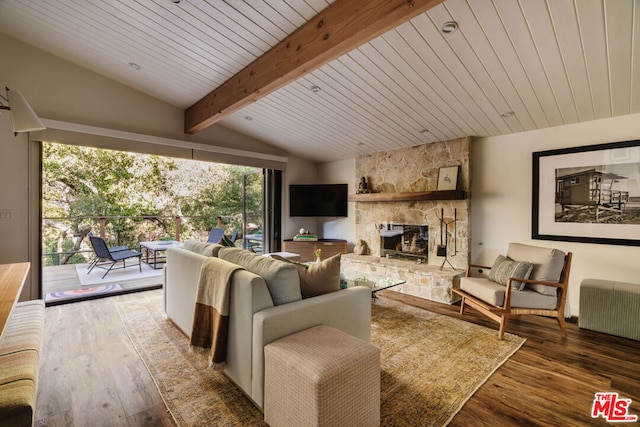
xmin=264 ymin=325 xmax=380 ymax=427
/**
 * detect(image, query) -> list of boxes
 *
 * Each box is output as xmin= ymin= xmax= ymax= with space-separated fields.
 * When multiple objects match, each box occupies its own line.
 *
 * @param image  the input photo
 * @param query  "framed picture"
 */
xmin=437 ymin=166 xmax=458 ymax=191
xmin=532 ymin=139 xmax=640 ymax=246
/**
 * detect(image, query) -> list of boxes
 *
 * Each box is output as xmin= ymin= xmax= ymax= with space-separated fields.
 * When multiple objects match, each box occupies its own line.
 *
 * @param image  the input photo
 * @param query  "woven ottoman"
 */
xmin=264 ymin=325 xmax=380 ymax=427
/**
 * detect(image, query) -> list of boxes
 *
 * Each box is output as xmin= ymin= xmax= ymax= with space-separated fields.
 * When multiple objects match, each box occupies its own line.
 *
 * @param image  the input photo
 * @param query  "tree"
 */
xmin=42 ymin=143 xmax=262 ymax=265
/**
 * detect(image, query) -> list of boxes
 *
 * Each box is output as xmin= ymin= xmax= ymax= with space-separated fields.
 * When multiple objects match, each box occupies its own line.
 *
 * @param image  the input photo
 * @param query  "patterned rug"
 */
xmin=117 ymin=295 xmax=525 ymax=426
xmin=46 ymin=284 xmax=123 ymax=302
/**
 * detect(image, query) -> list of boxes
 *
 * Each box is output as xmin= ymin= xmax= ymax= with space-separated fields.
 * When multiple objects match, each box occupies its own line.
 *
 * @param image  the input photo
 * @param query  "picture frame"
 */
xmin=437 ymin=166 xmax=458 ymax=191
xmin=532 ymin=139 xmax=640 ymax=246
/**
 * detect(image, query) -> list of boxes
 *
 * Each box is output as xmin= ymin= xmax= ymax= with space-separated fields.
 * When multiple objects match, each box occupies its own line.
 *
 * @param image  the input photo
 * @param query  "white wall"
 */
xmin=472 ymin=113 xmax=640 ymax=316
xmin=318 ymin=158 xmax=356 ymax=247
xmin=282 ymin=156 xmax=319 ymax=240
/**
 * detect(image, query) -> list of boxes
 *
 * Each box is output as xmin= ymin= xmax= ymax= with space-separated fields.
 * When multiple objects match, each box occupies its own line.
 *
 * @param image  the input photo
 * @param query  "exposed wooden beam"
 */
xmin=185 ymin=0 xmax=445 ymax=134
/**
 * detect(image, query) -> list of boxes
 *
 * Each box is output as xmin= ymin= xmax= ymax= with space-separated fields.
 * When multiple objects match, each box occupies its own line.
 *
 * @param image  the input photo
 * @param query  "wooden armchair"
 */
xmin=452 ymin=243 xmax=572 ymax=339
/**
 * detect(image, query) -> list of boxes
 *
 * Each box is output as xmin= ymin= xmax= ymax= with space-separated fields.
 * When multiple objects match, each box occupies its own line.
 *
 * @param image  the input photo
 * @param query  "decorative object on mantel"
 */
xmin=437 ymin=208 xmax=458 ymax=270
xmin=437 ymin=166 xmax=459 ymax=191
xmin=356 ymin=176 xmax=372 ymax=194
xmin=353 ymin=239 xmax=369 ymax=255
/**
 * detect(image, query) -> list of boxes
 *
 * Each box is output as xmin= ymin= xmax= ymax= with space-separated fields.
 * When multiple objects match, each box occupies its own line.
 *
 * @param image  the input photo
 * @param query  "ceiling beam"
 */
xmin=184 ymin=0 xmax=445 ymax=134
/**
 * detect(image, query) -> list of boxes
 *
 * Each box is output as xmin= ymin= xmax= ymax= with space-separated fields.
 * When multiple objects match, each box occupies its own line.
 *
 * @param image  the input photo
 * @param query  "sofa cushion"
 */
xmin=219 ymin=247 xmax=302 ymax=305
xmin=460 ymin=277 xmax=558 ymax=309
xmin=507 ymin=243 xmax=565 ymax=296
xmin=273 ymin=254 xmax=342 ymax=298
xmin=488 ymin=255 xmax=533 ymax=291
xmin=183 ymin=239 xmax=223 ymax=257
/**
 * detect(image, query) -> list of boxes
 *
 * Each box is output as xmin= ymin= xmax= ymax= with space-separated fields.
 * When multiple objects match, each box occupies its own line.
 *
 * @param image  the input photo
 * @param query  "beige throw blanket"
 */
xmin=190 ymin=257 xmax=243 ymax=368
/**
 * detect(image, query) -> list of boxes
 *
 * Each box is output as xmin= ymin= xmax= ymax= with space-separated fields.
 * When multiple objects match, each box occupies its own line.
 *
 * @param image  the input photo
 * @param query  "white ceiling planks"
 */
xmin=0 ymin=0 xmax=637 ymax=163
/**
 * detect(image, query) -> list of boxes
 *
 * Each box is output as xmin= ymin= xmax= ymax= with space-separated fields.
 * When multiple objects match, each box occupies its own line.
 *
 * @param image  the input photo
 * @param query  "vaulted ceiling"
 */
xmin=0 ymin=0 xmax=638 ymax=162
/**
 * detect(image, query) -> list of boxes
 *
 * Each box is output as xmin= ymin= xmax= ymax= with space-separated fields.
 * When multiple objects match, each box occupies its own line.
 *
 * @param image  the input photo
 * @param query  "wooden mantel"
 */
xmin=348 ymin=190 xmax=466 ymax=203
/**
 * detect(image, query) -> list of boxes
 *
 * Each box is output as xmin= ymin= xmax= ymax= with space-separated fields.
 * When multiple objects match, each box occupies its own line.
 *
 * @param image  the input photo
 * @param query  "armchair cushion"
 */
xmin=488 ymin=255 xmax=533 ymax=290
xmin=460 ymin=277 xmax=558 ymax=309
xmin=507 ymin=243 xmax=565 ymax=296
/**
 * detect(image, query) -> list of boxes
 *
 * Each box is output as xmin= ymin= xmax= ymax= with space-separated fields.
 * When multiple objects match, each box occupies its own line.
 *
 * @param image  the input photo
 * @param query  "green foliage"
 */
xmin=42 ymin=143 xmax=263 ymax=265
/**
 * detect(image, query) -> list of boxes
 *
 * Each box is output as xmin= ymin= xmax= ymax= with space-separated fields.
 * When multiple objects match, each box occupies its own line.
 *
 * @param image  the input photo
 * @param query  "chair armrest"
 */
xmin=250 ymin=286 xmax=371 ymax=409
xmin=515 ymin=277 xmax=567 ymax=289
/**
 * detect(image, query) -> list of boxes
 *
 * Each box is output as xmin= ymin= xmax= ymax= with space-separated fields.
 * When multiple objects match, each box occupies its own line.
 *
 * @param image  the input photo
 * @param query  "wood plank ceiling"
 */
xmin=0 ymin=0 xmax=638 ymax=163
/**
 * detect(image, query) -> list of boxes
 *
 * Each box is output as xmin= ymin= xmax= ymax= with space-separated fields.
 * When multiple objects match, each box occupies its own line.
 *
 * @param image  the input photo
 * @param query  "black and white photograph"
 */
xmin=533 ymin=139 xmax=640 ymax=246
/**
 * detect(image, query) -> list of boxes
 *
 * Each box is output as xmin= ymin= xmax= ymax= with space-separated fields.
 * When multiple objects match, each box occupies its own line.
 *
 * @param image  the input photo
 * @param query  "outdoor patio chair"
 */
xmin=207 ymin=227 xmax=225 ymax=244
xmin=86 ymin=232 xmax=128 ymax=271
xmin=88 ymin=236 xmax=142 ymax=279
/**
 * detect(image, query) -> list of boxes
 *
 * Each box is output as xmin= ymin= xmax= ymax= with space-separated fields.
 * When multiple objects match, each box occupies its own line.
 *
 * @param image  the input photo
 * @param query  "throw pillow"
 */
xmin=488 ymin=255 xmax=533 ymax=291
xmin=273 ymin=254 xmax=342 ymax=298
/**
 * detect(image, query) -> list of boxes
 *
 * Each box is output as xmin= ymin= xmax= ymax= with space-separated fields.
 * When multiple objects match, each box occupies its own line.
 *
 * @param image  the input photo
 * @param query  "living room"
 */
xmin=1 ymin=1 xmax=640 ymax=425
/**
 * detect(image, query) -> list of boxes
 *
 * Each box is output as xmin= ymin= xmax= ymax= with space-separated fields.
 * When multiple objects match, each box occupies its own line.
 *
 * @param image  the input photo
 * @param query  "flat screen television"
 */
xmin=289 ymin=184 xmax=348 ymax=217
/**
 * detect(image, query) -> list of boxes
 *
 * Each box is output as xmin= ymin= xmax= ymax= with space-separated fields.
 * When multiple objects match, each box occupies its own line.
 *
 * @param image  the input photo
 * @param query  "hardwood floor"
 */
xmin=35 ymin=289 xmax=640 ymax=426
xmin=381 ymin=291 xmax=640 ymax=427
xmin=35 ymin=290 xmax=175 ymax=427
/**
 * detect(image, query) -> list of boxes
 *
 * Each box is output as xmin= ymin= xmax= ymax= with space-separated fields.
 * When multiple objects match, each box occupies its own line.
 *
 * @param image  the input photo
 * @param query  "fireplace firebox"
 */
xmin=380 ymin=224 xmax=428 ymax=262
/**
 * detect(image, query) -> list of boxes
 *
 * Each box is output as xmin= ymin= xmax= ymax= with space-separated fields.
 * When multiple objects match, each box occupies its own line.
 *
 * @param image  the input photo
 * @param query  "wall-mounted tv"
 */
xmin=289 ymin=184 xmax=348 ymax=217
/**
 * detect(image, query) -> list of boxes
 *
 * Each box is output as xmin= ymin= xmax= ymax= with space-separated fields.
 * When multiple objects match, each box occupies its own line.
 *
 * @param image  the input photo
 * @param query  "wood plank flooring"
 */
xmin=382 ymin=291 xmax=640 ymax=427
xmin=35 ymin=290 xmax=175 ymax=427
xmin=35 ymin=289 xmax=640 ymax=426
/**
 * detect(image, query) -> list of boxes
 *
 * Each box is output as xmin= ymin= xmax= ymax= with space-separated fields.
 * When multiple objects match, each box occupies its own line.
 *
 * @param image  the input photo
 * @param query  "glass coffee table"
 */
xmin=340 ymin=267 xmax=405 ymax=298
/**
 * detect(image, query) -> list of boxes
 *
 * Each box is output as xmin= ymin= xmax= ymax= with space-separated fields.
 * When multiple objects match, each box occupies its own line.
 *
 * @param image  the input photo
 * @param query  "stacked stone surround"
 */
xmin=341 ymin=254 xmax=464 ymax=304
xmin=353 ymin=137 xmax=471 ymax=304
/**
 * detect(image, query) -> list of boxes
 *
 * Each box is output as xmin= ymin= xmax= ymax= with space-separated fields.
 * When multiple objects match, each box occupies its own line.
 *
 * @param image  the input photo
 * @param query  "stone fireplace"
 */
xmin=380 ymin=224 xmax=428 ymax=262
xmin=343 ymin=137 xmax=471 ymax=304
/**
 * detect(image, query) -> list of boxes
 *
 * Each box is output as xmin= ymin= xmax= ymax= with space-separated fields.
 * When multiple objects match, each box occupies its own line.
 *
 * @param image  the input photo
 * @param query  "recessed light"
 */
xmin=128 ymin=62 xmax=141 ymax=71
xmin=501 ymin=111 xmax=515 ymax=118
xmin=310 ymin=85 xmax=321 ymax=93
xmin=245 ymin=116 xmax=253 ymax=121
xmin=441 ymin=21 xmax=458 ymax=34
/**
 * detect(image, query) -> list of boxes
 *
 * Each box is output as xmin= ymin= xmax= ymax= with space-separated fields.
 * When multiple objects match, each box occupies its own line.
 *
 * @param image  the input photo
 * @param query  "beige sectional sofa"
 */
xmin=163 ymin=241 xmax=372 ymax=410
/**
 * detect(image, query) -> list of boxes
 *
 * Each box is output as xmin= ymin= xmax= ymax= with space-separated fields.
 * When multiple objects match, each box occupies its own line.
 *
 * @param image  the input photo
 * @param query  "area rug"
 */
xmin=46 ymin=283 xmax=123 ymax=302
xmin=116 ymin=295 xmax=525 ymax=427
xmin=76 ymin=262 xmax=163 ymax=286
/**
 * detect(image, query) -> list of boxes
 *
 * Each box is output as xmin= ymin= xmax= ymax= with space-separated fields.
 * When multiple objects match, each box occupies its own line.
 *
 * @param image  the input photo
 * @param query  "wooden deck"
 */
xmin=42 ymin=264 xmax=163 ymax=304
